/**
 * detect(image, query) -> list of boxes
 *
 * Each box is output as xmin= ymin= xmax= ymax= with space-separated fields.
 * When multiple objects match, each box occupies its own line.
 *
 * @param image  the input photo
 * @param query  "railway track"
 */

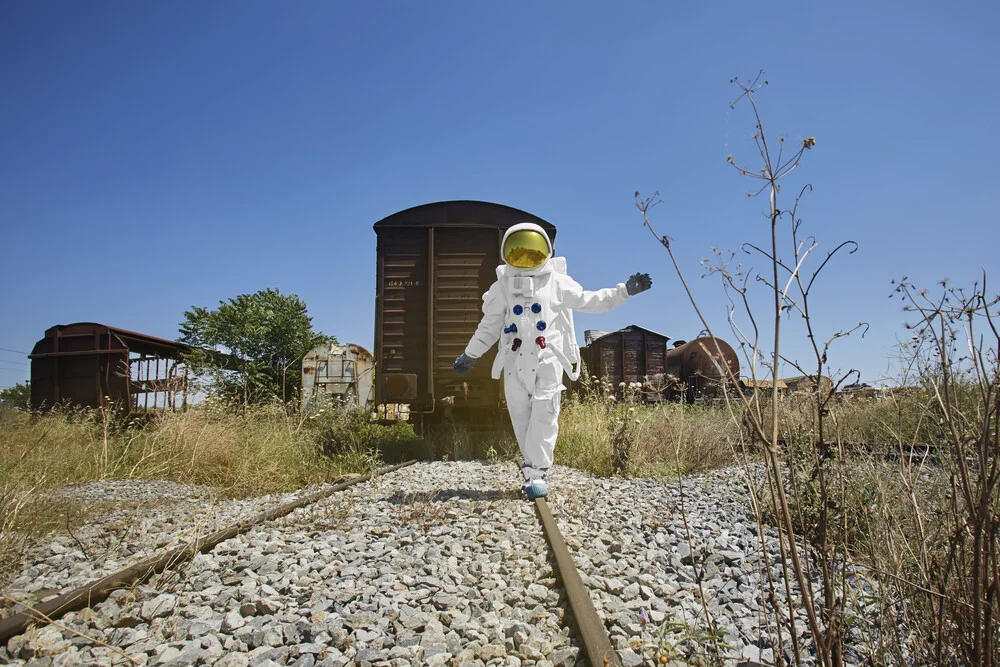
xmin=0 ymin=461 xmax=623 ymax=666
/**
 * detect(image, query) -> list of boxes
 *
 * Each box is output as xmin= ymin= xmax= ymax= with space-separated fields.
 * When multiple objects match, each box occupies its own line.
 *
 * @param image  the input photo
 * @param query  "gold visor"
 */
xmin=503 ymin=230 xmax=550 ymax=268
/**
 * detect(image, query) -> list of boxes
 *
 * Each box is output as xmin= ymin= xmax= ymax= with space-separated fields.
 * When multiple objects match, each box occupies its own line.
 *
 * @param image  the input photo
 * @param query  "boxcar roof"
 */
xmin=585 ymin=324 xmax=671 ymax=346
xmin=373 ymin=200 xmax=557 ymax=239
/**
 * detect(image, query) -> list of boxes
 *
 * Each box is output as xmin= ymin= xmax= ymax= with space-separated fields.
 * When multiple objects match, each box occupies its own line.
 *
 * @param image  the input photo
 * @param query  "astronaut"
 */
xmin=452 ymin=222 xmax=651 ymax=499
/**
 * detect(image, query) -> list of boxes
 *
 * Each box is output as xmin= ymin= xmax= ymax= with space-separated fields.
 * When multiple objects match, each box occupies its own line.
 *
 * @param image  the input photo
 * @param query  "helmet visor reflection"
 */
xmin=503 ymin=230 xmax=550 ymax=268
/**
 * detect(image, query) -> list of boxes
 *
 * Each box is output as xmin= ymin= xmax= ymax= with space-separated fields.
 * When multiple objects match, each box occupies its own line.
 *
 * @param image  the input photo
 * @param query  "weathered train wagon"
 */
xmin=373 ymin=201 xmax=557 ymax=429
xmin=29 ymin=322 xmax=191 ymax=411
xmin=579 ymin=325 xmax=671 ymax=396
xmin=301 ymin=343 xmax=374 ymax=412
xmin=580 ymin=327 xmax=740 ymax=402
xmin=666 ymin=336 xmax=740 ymax=401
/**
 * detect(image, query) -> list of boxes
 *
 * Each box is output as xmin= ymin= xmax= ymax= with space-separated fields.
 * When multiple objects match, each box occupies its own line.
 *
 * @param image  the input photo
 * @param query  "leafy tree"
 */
xmin=180 ymin=288 xmax=334 ymax=406
xmin=0 ymin=382 xmax=30 ymax=410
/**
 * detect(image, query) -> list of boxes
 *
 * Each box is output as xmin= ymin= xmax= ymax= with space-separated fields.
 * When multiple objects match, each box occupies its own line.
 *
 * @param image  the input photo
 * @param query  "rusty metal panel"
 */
xmin=432 ymin=227 xmax=500 ymax=407
xmin=30 ymin=325 xmax=128 ymax=409
xmin=581 ymin=325 xmax=672 ymax=398
xmin=375 ymin=228 xmax=429 ymax=405
xmin=645 ymin=336 xmax=666 ymax=376
xmin=622 ymin=331 xmax=646 ymax=383
xmin=599 ymin=339 xmax=621 ymax=386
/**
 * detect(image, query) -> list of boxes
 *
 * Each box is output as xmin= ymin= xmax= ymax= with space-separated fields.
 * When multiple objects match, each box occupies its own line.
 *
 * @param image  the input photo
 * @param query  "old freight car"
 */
xmin=579 ymin=325 xmax=672 ymax=399
xmin=301 ymin=343 xmax=374 ymax=412
xmin=29 ymin=322 xmax=191 ymax=411
xmin=373 ymin=201 xmax=557 ymax=430
xmin=666 ymin=336 xmax=740 ymax=401
xmin=580 ymin=327 xmax=740 ymax=402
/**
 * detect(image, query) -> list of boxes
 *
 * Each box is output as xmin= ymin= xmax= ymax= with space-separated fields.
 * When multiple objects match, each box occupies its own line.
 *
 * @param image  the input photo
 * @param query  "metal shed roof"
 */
xmin=29 ymin=322 xmax=190 ymax=359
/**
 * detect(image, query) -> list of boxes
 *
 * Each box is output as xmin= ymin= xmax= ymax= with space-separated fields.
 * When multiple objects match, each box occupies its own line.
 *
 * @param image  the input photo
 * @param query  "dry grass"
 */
xmin=134 ymin=403 xmax=334 ymax=495
xmin=423 ymin=422 xmax=519 ymax=463
xmin=557 ymin=392 xmax=742 ymax=479
xmin=631 ymin=402 xmax=742 ymax=477
xmin=740 ymin=382 xmax=999 ymax=665
xmin=0 ymin=402 xmax=415 ymax=587
xmin=5 ymin=382 xmax=993 ymax=663
xmin=555 ymin=399 xmax=619 ymax=476
xmin=560 ymin=382 xmax=997 ymax=663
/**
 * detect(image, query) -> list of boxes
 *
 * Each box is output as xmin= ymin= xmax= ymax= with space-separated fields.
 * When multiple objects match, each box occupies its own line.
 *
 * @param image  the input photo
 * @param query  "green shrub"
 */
xmin=305 ymin=406 xmax=415 ymax=465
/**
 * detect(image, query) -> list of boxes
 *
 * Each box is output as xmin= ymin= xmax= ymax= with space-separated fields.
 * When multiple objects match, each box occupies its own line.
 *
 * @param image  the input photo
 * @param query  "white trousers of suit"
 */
xmin=504 ymin=373 xmax=561 ymax=482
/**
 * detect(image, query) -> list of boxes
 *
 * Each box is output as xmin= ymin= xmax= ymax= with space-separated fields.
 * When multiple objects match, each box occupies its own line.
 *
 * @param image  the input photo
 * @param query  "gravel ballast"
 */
xmin=1 ymin=461 xmax=869 ymax=666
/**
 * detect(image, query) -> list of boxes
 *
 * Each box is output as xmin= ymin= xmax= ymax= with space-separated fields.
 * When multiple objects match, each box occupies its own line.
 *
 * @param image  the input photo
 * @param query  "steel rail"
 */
xmin=534 ymin=497 xmax=622 ymax=667
xmin=0 ymin=460 xmax=417 ymax=644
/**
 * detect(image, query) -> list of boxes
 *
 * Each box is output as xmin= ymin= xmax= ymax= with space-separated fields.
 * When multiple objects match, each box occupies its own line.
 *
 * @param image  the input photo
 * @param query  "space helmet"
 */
xmin=501 ymin=222 xmax=552 ymax=269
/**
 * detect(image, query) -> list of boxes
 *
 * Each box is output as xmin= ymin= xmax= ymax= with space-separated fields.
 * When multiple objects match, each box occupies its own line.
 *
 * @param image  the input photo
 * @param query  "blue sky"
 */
xmin=1 ymin=1 xmax=997 ymax=390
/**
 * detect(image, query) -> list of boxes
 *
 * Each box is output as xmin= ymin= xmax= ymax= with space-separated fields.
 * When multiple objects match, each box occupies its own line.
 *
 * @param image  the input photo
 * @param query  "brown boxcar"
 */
xmin=579 ymin=325 xmax=671 ymax=396
xmin=373 ymin=201 xmax=557 ymax=429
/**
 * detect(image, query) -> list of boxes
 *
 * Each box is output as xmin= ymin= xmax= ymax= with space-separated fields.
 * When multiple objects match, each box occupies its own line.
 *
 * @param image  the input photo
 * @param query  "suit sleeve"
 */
xmin=558 ymin=274 xmax=630 ymax=314
xmin=464 ymin=280 xmax=507 ymax=359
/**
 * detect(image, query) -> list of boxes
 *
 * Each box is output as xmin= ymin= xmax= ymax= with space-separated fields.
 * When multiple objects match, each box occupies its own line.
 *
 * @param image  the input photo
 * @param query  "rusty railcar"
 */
xmin=666 ymin=336 xmax=740 ymax=401
xmin=580 ymin=327 xmax=740 ymax=402
xmin=373 ymin=201 xmax=557 ymax=429
xmin=301 ymin=343 xmax=375 ymax=412
xmin=29 ymin=323 xmax=191 ymax=411
xmin=579 ymin=325 xmax=671 ymax=396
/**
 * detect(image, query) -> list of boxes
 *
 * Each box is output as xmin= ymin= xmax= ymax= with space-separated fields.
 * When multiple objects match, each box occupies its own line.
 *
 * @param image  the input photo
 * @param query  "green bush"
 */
xmin=305 ymin=406 xmax=415 ymax=463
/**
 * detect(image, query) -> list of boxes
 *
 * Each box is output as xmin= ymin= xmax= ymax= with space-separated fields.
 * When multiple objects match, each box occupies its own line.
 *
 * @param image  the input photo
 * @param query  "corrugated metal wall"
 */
xmin=585 ymin=327 xmax=669 ymax=389
xmin=432 ymin=227 xmax=500 ymax=407
xmin=376 ymin=228 xmax=430 ymax=396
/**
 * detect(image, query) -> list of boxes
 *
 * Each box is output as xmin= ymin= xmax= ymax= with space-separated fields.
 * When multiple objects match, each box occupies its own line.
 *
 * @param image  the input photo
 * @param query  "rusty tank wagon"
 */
xmin=665 ymin=336 xmax=740 ymax=402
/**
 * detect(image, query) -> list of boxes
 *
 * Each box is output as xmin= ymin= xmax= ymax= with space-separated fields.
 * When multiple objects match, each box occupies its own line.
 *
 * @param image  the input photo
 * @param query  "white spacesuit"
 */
xmin=453 ymin=222 xmax=651 ymax=499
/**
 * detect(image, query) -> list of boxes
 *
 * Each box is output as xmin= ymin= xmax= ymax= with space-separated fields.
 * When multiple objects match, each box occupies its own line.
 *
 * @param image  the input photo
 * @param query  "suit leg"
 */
xmin=521 ymin=391 xmax=561 ymax=481
xmin=503 ymin=373 xmax=532 ymax=474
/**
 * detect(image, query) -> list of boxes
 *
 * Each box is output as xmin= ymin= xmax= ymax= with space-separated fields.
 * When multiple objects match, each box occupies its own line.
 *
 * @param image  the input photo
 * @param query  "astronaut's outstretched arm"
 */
xmin=558 ymin=272 xmax=652 ymax=314
xmin=558 ymin=276 xmax=630 ymax=314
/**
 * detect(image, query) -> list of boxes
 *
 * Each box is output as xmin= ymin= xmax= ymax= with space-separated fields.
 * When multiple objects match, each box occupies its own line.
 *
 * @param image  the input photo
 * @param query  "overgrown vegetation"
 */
xmin=557 ymin=372 xmax=741 ymax=478
xmin=0 ymin=383 xmax=29 ymax=413
xmin=0 ymin=402 xmax=414 ymax=586
xmin=633 ymin=72 xmax=1000 ymax=666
